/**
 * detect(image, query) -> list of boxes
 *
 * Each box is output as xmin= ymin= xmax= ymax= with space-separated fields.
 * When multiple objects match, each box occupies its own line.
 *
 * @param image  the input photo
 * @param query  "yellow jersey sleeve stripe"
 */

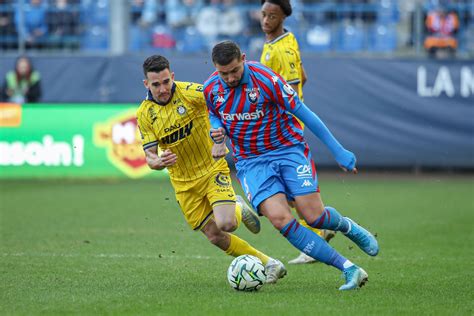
xmin=143 ymin=141 xmax=158 ymax=149
xmin=211 ymin=200 xmax=236 ymax=207
xmin=287 ymin=78 xmax=301 ymax=84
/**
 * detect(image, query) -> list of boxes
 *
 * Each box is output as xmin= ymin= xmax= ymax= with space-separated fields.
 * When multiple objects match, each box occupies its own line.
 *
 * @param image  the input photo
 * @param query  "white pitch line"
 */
xmin=1 ymin=252 xmax=213 ymax=260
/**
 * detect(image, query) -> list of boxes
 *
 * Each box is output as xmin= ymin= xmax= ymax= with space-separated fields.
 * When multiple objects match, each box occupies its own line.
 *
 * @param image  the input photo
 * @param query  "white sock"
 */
xmin=343 ymin=260 xmax=354 ymax=269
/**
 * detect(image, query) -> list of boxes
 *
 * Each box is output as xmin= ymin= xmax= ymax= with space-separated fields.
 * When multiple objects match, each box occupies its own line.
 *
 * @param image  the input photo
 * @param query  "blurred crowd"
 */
xmin=0 ymin=0 xmax=472 ymax=56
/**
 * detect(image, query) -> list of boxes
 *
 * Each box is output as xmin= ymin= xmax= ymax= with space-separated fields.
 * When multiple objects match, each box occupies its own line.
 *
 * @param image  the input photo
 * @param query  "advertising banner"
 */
xmin=0 ymin=103 xmax=168 ymax=179
xmin=0 ymin=56 xmax=472 ymax=168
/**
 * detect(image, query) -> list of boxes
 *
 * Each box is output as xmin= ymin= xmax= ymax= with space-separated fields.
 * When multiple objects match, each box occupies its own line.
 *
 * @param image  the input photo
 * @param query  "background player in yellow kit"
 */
xmin=260 ymin=0 xmax=336 ymax=264
xmin=136 ymin=55 xmax=286 ymax=283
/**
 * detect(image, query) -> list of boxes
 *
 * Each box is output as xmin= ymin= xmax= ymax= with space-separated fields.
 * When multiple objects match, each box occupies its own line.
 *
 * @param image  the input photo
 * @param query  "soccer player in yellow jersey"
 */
xmin=136 ymin=55 xmax=286 ymax=283
xmin=260 ymin=0 xmax=336 ymax=264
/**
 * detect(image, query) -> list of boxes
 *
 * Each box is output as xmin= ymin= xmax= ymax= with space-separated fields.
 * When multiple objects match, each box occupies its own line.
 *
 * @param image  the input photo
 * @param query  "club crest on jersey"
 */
xmin=247 ymin=90 xmax=258 ymax=104
xmin=176 ymin=105 xmax=186 ymax=115
xmin=283 ymin=83 xmax=295 ymax=96
xmin=245 ymin=87 xmax=259 ymax=104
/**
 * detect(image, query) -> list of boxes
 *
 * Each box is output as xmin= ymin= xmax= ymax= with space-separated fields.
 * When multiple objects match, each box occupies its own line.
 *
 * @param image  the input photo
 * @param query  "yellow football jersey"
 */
xmin=136 ymin=81 xmax=221 ymax=182
xmin=260 ymin=31 xmax=304 ymax=101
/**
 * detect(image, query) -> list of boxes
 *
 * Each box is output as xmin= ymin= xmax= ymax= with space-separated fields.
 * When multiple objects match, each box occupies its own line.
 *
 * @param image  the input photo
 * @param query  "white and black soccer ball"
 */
xmin=227 ymin=255 xmax=266 ymax=291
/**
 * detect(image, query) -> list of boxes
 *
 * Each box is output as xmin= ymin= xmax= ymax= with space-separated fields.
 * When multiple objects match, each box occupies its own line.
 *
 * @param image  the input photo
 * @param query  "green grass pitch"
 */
xmin=1 ymin=175 xmax=473 ymax=315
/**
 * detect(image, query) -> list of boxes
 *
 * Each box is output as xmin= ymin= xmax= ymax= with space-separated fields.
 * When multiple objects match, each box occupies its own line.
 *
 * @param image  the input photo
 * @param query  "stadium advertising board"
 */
xmin=0 ymin=103 xmax=167 ymax=179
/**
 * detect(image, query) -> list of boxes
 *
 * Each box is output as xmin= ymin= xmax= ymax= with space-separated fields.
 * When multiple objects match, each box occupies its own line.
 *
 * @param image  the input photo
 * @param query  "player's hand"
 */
xmin=212 ymin=142 xmax=227 ymax=160
xmin=159 ymin=149 xmax=177 ymax=167
xmin=336 ymin=149 xmax=357 ymax=174
xmin=210 ymin=127 xmax=226 ymax=144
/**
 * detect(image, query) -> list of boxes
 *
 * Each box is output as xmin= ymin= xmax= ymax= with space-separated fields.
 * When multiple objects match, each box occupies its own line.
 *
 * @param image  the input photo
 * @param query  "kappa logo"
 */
xmin=94 ymin=108 xmax=153 ymax=178
xmin=301 ymin=180 xmax=313 ymax=187
xmin=216 ymin=95 xmax=225 ymax=103
xmin=303 ymin=240 xmax=315 ymax=253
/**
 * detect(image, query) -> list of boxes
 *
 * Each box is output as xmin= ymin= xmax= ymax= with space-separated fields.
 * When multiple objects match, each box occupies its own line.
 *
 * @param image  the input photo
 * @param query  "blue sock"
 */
xmin=280 ymin=219 xmax=348 ymax=271
xmin=309 ymin=206 xmax=350 ymax=233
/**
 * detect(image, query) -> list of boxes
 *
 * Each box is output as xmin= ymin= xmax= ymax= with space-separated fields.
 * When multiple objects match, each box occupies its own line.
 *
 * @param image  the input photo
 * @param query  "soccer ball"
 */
xmin=227 ymin=255 xmax=266 ymax=291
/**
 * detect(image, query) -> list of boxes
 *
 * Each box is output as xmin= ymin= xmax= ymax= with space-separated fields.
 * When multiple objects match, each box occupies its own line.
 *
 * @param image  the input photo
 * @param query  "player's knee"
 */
xmin=216 ymin=220 xmax=237 ymax=233
xmin=298 ymin=205 xmax=324 ymax=225
xmin=269 ymin=213 xmax=294 ymax=231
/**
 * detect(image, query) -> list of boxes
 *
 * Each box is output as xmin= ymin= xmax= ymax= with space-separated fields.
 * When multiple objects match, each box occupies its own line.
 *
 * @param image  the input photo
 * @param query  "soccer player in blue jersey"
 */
xmin=260 ymin=0 xmax=337 ymax=264
xmin=203 ymin=41 xmax=379 ymax=290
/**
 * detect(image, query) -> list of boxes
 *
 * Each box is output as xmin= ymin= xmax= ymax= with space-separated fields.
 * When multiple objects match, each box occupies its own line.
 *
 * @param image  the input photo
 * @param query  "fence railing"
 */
xmin=0 ymin=1 xmax=472 ymax=57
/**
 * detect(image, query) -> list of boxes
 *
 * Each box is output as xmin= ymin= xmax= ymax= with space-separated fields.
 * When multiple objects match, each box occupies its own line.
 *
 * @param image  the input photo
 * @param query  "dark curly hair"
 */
xmin=261 ymin=0 xmax=292 ymax=17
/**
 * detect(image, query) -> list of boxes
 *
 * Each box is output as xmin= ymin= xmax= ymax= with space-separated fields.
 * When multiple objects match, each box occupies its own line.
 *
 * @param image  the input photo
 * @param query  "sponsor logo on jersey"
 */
xmin=219 ymin=109 xmax=264 ymax=121
xmin=94 ymin=109 xmax=151 ymax=178
xmin=161 ymin=120 xmax=193 ymax=145
xmin=296 ymin=164 xmax=311 ymax=176
xmin=215 ymin=172 xmax=230 ymax=187
xmin=297 ymin=164 xmax=312 ymax=183
xmin=164 ymin=123 xmax=181 ymax=133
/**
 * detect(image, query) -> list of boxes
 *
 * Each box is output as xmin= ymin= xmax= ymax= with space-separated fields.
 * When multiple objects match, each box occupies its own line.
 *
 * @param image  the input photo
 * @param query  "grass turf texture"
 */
xmin=1 ymin=176 xmax=473 ymax=315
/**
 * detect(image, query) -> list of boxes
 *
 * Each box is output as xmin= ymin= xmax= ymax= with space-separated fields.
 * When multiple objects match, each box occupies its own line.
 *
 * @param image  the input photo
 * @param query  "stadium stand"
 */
xmin=0 ymin=0 xmax=472 ymax=56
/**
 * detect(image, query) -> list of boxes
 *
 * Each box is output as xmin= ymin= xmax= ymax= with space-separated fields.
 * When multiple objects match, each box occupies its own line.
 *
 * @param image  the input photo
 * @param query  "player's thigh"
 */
xmin=175 ymin=178 xmax=213 ymax=231
xmin=235 ymin=158 xmax=286 ymax=214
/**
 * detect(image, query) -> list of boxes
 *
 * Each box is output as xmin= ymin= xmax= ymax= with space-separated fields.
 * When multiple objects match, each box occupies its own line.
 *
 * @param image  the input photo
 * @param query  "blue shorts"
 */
xmin=235 ymin=143 xmax=319 ymax=213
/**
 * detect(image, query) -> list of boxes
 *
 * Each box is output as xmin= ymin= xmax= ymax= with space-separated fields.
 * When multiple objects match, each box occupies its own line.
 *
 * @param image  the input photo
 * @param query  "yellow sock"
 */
xmin=234 ymin=202 xmax=242 ymax=228
xmin=299 ymin=219 xmax=323 ymax=237
xmin=225 ymin=234 xmax=270 ymax=265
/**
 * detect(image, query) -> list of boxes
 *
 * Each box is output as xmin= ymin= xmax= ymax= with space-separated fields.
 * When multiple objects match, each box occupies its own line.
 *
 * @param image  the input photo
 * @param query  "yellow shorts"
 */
xmin=172 ymin=159 xmax=236 ymax=230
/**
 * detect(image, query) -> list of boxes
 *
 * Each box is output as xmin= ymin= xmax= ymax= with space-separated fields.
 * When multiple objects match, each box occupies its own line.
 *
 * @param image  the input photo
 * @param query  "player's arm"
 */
xmin=144 ymin=145 xmax=177 ymax=170
xmin=291 ymin=103 xmax=357 ymax=173
xmin=203 ymin=84 xmax=227 ymax=144
xmin=270 ymin=74 xmax=356 ymax=172
xmin=301 ymin=64 xmax=307 ymax=86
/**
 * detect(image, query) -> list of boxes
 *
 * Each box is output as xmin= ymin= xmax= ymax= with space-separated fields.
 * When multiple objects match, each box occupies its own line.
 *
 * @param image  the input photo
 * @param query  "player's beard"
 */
xmin=157 ymin=93 xmax=172 ymax=105
xmin=227 ymin=81 xmax=239 ymax=87
xmin=226 ymin=76 xmax=242 ymax=87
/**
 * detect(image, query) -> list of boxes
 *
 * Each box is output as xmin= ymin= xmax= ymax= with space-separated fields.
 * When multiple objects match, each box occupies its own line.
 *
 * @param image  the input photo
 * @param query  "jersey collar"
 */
xmin=266 ymin=29 xmax=290 ymax=44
